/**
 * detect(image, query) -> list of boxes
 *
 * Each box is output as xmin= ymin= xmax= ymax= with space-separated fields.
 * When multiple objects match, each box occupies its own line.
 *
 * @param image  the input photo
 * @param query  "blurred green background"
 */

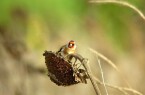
xmin=0 ymin=0 xmax=145 ymax=95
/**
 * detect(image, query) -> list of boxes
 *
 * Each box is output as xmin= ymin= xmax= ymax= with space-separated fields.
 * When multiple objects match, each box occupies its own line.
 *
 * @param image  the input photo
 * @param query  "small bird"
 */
xmin=57 ymin=40 xmax=76 ymax=58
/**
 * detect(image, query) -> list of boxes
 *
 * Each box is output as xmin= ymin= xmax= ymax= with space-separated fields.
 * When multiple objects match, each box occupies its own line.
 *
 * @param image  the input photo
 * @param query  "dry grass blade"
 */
xmin=89 ymin=48 xmax=130 ymax=87
xmin=89 ymin=0 xmax=145 ymax=21
xmin=89 ymin=48 xmax=143 ymax=95
xmin=89 ymin=48 xmax=119 ymax=72
xmin=94 ymin=77 xmax=143 ymax=95
xmin=94 ymin=77 xmax=129 ymax=95
xmin=96 ymin=56 xmax=109 ymax=95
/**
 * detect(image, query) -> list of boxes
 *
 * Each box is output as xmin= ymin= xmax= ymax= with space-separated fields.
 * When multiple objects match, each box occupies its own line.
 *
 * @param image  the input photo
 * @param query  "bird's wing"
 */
xmin=57 ymin=45 xmax=66 ymax=53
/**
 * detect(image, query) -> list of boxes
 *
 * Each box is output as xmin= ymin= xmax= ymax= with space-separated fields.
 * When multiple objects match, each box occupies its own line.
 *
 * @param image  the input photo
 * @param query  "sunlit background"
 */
xmin=0 ymin=0 xmax=145 ymax=95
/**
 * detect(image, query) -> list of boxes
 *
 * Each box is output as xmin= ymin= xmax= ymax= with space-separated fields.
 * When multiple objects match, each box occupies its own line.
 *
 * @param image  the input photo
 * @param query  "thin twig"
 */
xmin=89 ymin=48 xmax=131 ymax=87
xmin=96 ymin=56 xmax=109 ymax=95
xmin=89 ymin=0 xmax=145 ymax=21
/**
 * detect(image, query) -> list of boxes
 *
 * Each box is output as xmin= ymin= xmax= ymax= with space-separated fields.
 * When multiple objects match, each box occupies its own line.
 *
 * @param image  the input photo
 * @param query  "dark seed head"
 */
xmin=43 ymin=51 xmax=79 ymax=86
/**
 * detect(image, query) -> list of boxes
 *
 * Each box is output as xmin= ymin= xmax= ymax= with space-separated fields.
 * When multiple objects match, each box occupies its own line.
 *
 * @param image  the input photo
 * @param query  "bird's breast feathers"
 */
xmin=63 ymin=47 xmax=76 ymax=54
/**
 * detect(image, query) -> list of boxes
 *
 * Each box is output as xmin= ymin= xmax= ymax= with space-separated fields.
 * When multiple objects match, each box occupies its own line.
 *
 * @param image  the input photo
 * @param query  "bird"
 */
xmin=56 ymin=40 xmax=76 ymax=58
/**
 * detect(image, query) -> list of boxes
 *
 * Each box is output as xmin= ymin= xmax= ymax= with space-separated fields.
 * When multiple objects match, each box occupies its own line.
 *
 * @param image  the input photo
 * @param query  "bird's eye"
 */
xmin=68 ymin=43 xmax=74 ymax=48
xmin=70 ymin=44 xmax=73 ymax=47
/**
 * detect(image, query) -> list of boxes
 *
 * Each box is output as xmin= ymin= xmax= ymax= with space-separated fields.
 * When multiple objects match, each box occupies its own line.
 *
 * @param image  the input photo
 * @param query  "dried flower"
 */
xmin=43 ymin=51 xmax=80 ymax=86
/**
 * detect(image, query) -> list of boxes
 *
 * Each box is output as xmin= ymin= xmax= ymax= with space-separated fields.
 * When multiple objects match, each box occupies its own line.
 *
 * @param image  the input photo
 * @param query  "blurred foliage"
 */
xmin=0 ymin=0 xmax=144 ymax=52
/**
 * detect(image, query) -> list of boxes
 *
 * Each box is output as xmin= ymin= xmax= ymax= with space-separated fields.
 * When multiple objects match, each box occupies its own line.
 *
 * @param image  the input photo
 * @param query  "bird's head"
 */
xmin=67 ymin=40 xmax=76 ymax=49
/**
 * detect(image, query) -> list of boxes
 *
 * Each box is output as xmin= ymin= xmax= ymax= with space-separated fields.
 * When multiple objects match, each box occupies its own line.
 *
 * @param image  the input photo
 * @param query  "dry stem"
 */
xmin=82 ymin=59 xmax=101 ymax=95
xmin=68 ymin=54 xmax=101 ymax=95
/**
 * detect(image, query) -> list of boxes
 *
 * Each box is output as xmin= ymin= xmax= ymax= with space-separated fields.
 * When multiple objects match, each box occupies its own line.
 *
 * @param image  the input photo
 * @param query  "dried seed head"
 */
xmin=43 ymin=51 xmax=79 ymax=86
